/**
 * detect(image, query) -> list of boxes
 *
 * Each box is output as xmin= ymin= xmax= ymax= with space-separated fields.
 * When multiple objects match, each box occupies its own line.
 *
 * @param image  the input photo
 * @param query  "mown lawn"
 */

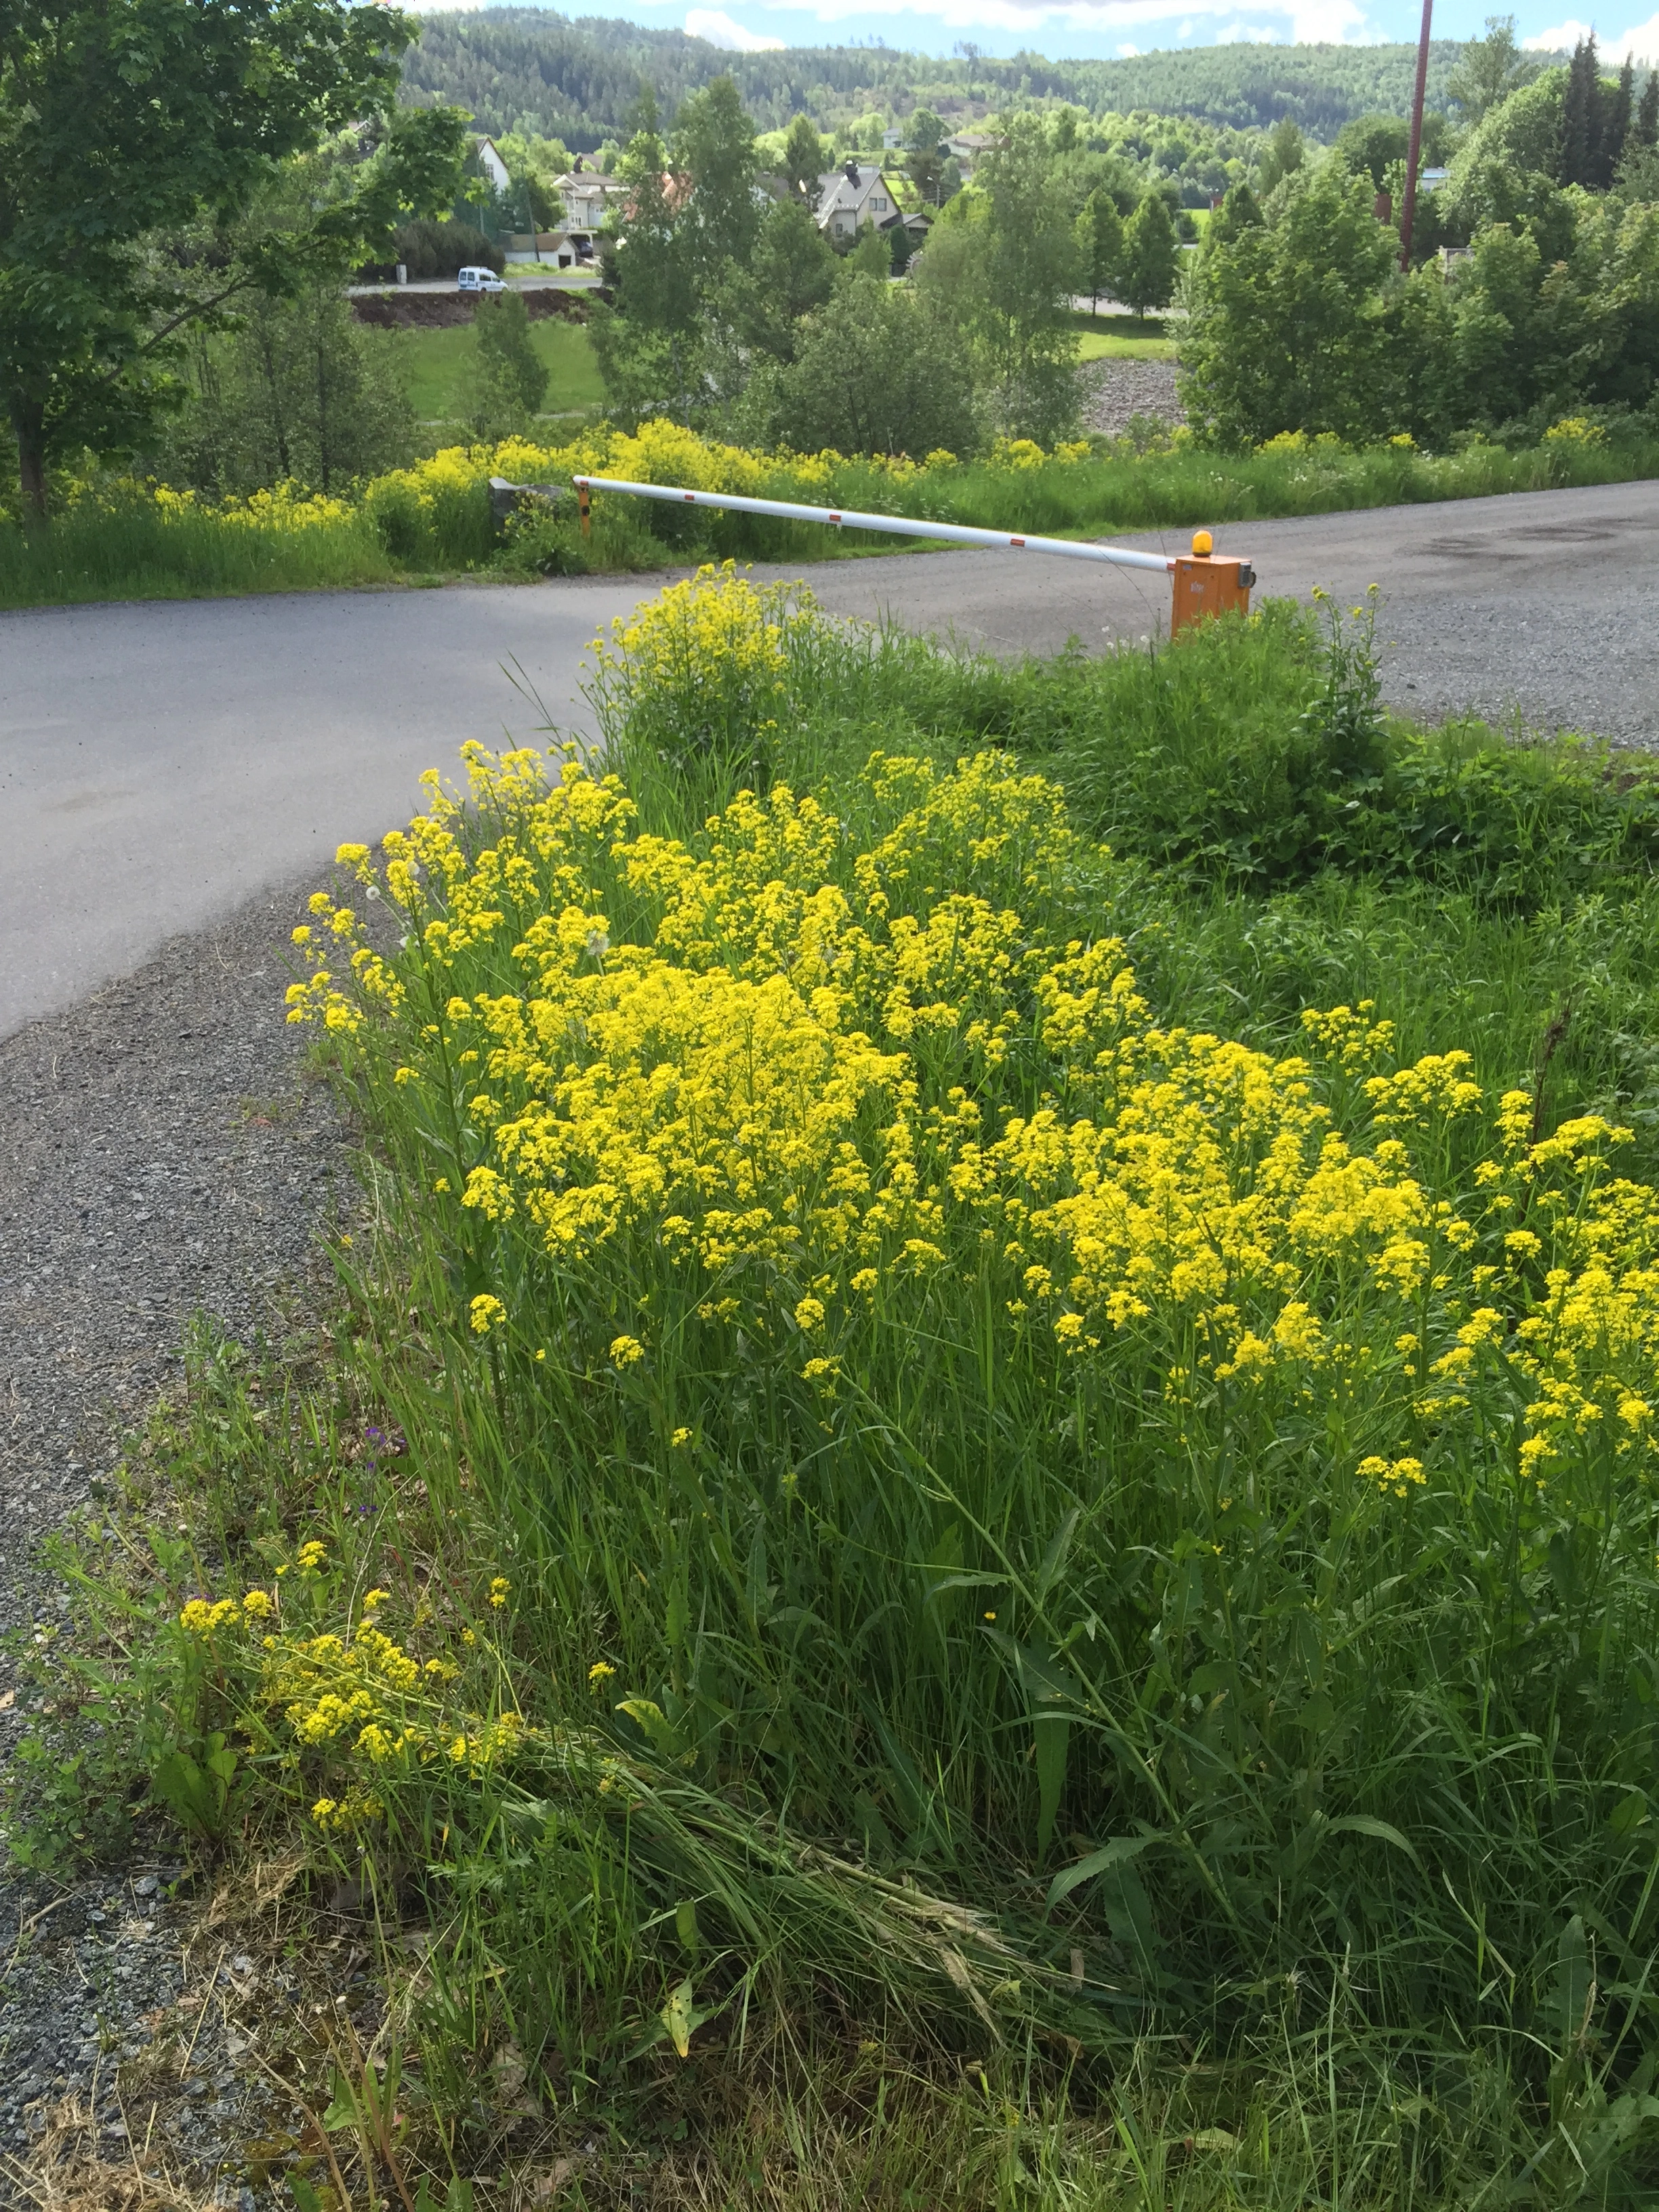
xmin=396 ymin=314 xmax=606 ymax=423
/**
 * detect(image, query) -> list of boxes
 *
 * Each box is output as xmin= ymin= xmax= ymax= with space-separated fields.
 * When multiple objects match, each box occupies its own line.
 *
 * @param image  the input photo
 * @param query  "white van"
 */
xmin=457 ymin=265 xmax=505 ymax=293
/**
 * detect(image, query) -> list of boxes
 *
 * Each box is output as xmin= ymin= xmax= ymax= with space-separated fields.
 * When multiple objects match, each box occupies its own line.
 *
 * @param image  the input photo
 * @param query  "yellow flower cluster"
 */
xmin=293 ymin=667 xmax=1659 ymax=1522
xmin=152 ymin=482 xmax=352 ymax=530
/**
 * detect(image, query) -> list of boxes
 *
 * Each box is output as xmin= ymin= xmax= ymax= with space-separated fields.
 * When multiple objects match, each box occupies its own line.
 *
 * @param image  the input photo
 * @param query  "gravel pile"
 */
xmin=0 ymin=882 xmax=350 ymax=2181
xmin=1077 ymin=356 xmax=1185 ymax=438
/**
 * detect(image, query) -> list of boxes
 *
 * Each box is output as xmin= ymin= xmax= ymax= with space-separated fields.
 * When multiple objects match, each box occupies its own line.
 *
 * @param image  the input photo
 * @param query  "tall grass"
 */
xmin=5 ymin=415 xmax=1657 ymax=608
xmin=22 ymin=579 xmax=1659 ymax=2200
xmin=0 ymin=480 xmax=392 ymax=607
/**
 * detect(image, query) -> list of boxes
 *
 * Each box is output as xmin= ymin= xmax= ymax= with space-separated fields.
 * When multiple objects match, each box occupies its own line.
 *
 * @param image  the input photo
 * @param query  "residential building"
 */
xmin=815 ymin=158 xmax=903 ymax=240
xmin=944 ymin=129 xmax=1000 ymax=169
xmin=476 ymin=136 xmax=512 ymax=194
xmin=550 ymin=163 xmax=630 ymax=234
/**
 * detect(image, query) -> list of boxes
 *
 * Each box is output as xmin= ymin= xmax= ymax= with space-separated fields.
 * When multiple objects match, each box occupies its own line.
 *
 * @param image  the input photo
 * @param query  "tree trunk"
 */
xmin=14 ymin=407 xmax=48 ymax=522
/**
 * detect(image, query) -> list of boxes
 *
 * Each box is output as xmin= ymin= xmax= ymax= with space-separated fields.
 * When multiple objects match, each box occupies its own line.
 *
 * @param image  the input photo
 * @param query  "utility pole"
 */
xmin=1399 ymin=0 xmax=1433 ymax=270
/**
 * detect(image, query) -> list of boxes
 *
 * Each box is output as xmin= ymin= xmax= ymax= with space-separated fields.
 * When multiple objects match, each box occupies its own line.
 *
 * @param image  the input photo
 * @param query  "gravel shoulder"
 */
xmin=0 ymin=878 xmax=348 ymax=2180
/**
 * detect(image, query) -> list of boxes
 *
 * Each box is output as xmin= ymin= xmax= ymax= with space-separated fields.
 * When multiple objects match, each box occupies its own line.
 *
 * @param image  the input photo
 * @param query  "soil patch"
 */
xmin=351 ymin=289 xmax=595 ymax=331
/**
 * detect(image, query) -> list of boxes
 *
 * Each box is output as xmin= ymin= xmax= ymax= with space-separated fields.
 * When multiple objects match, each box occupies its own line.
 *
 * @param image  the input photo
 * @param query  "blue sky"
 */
xmin=438 ymin=0 xmax=1659 ymax=73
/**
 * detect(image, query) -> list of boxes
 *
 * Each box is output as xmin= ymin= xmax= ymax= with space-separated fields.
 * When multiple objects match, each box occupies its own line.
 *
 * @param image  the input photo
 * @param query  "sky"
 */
xmin=434 ymin=0 xmax=1659 ymax=70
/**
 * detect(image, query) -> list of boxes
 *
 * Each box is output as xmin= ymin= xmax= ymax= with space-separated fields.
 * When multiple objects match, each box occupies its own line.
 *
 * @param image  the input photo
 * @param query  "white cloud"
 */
xmin=720 ymin=0 xmax=1374 ymax=37
xmin=1118 ymin=39 xmax=1141 ymax=51
xmin=1523 ymin=17 xmax=1591 ymax=47
xmin=1524 ymin=14 xmax=1659 ymax=56
xmin=685 ymin=7 xmax=786 ymax=45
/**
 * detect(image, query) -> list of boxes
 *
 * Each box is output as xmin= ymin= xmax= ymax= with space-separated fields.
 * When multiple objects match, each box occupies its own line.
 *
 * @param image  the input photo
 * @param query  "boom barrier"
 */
xmin=569 ymin=474 xmax=1256 ymax=634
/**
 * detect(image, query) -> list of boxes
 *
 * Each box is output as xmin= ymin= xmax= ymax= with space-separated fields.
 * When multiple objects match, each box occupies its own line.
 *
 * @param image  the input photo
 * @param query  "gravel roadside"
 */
xmin=1077 ymin=355 xmax=1185 ymax=438
xmin=0 ymin=879 xmax=347 ymax=2182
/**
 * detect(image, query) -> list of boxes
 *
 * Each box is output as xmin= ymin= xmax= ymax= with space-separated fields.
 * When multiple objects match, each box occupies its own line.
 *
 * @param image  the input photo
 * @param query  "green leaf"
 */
xmin=1046 ymin=1831 xmax=1160 ymax=1912
xmin=661 ymin=1976 xmax=696 ymax=2059
xmin=291 ymin=2179 xmax=326 ymax=2212
xmin=1033 ymin=1507 xmax=1081 ymax=1601
xmin=1324 ymin=1814 xmax=1420 ymax=1864
xmin=675 ymin=1898 xmax=701 ymax=1954
xmin=615 ymin=1698 xmax=681 ymax=1755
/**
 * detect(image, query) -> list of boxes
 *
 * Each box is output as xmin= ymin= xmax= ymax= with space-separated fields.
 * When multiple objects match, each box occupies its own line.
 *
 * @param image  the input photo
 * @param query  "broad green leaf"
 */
xmin=1047 ymin=1832 xmax=1160 ymax=1911
xmin=661 ymin=1976 xmax=696 ymax=2059
xmin=1325 ymin=1814 xmax=1420 ymax=1864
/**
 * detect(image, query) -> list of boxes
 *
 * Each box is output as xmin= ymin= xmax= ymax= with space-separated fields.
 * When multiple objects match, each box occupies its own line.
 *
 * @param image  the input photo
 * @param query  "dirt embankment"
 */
xmin=350 ymin=288 xmax=600 ymax=331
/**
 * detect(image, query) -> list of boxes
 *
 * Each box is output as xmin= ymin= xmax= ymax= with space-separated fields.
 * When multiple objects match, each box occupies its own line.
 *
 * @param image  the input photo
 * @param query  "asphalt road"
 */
xmin=3 ymin=476 xmax=1657 ymax=1040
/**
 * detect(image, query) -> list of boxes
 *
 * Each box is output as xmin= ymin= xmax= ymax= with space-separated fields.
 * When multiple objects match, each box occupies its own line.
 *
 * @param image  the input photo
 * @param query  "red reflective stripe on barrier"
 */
xmin=684 ymin=491 xmax=695 ymax=501
xmin=828 ymin=512 xmax=841 ymax=523
xmin=1010 ymin=536 xmax=1025 ymax=547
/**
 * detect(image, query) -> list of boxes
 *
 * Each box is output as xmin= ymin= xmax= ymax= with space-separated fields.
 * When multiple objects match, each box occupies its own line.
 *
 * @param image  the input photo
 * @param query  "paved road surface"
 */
xmin=3 ymin=477 xmax=1656 ymax=1039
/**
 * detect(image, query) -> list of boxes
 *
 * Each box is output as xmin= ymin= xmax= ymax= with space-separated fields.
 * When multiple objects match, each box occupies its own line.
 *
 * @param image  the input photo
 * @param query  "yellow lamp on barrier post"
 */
xmin=1171 ymin=529 xmax=1255 ymax=636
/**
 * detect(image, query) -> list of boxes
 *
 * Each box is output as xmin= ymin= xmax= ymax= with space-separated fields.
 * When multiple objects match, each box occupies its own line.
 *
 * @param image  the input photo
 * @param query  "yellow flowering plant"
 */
xmin=276 ymin=569 xmax=1659 ymax=2054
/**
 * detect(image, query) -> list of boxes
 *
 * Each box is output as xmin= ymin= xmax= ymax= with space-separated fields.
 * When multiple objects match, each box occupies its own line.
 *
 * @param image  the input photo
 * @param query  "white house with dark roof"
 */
xmin=815 ymin=158 xmax=904 ymax=241
xmin=475 ymin=137 xmax=512 ymax=193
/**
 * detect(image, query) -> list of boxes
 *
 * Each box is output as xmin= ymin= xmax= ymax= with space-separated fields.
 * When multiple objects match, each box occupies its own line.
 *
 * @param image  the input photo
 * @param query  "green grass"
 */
xmin=20 ymin=586 xmax=1659 ymax=2206
xmin=6 ymin=412 xmax=1658 ymax=610
xmin=1076 ymin=328 xmax=1178 ymax=361
xmin=397 ymin=315 xmax=605 ymax=423
xmin=0 ymin=487 xmax=394 ymax=607
xmin=1070 ymin=308 xmax=1179 ymax=362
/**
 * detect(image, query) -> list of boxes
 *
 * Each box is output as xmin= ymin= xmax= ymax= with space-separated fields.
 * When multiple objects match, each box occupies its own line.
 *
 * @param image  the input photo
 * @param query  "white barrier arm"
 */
xmin=570 ymin=473 xmax=1176 ymax=575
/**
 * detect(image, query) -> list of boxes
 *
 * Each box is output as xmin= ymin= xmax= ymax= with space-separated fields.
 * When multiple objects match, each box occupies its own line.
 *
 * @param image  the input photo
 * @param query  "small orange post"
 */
xmin=1170 ymin=529 xmax=1254 ymax=636
xmin=577 ymin=480 xmax=591 ymax=537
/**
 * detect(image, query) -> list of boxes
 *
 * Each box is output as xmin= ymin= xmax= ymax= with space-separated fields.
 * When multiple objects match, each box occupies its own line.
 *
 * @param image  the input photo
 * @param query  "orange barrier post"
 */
xmin=1171 ymin=530 xmax=1255 ymax=635
xmin=578 ymin=482 xmax=591 ymax=537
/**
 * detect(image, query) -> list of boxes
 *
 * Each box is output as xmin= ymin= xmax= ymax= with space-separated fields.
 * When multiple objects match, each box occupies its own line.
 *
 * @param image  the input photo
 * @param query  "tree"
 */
xmin=781 ymin=113 xmax=827 ymax=204
xmin=764 ymin=272 xmax=975 ymax=457
xmin=1181 ymin=167 xmax=1397 ymax=447
xmin=905 ymin=107 xmax=945 ymax=205
xmin=1561 ymin=35 xmax=1605 ymax=188
xmin=1119 ymin=194 xmax=1179 ymax=319
xmin=1 ymin=0 xmax=466 ymax=518
xmin=1605 ymin=58 xmax=1636 ymax=184
xmin=1332 ymin=110 xmax=1453 ymax=190
xmin=672 ymin=75 xmax=760 ymax=285
xmin=722 ymin=198 xmax=836 ymax=365
xmin=1256 ymin=117 xmax=1305 ymax=196
xmin=467 ymin=291 xmax=548 ymax=438
xmin=1446 ymin=14 xmax=1540 ymax=125
xmin=1639 ymin=70 xmax=1659 ymax=150
xmin=1076 ymin=187 xmax=1124 ymax=311
xmin=592 ymin=89 xmax=699 ymax=419
xmin=164 ymin=279 xmax=415 ymax=494
xmin=920 ymin=113 xmax=1081 ymax=443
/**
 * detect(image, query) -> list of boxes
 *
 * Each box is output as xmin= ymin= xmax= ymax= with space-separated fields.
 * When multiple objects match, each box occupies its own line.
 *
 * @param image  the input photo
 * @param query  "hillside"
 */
xmin=399 ymin=10 xmax=1469 ymax=146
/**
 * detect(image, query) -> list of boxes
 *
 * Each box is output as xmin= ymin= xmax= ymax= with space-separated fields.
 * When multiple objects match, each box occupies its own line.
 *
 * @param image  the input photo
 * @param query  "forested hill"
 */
xmin=400 ymin=10 xmax=1468 ymax=145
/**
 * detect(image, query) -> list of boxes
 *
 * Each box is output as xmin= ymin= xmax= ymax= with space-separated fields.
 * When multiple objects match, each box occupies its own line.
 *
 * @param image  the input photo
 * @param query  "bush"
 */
xmin=247 ymin=617 xmax=1659 ymax=2128
xmin=387 ymin=218 xmax=504 ymax=281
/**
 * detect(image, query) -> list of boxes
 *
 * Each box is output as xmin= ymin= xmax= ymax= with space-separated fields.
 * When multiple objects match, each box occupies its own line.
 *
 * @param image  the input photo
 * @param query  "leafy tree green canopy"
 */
xmin=1445 ymin=13 xmax=1540 ymax=124
xmin=2 ymin=0 xmax=466 ymax=515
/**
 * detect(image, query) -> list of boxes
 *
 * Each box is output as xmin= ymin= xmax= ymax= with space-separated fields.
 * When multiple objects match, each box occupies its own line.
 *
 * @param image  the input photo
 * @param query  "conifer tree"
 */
xmin=1603 ymin=56 xmax=1635 ymax=184
xmin=1637 ymin=68 xmax=1659 ymax=150
xmin=1119 ymin=194 xmax=1178 ymax=319
xmin=1561 ymin=35 xmax=1603 ymax=187
xmin=1076 ymin=187 xmax=1124 ymax=312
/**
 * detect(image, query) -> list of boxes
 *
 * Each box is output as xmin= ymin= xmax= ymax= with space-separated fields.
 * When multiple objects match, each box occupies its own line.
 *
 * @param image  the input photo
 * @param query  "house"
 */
xmin=476 ymin=137 xmax=512 ymax=194
xmin=550 ymin=164 xmax=630 ymax=234
xmin=882 ymin=126 xmax=905 ymax=150
xmin=944 ymin=130 xmax=1000 ymax=169
xmin=1420 ymin=165 xmax=1451 ymax=192
xmin=815 ymin=159 xmax=904 ymax=241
